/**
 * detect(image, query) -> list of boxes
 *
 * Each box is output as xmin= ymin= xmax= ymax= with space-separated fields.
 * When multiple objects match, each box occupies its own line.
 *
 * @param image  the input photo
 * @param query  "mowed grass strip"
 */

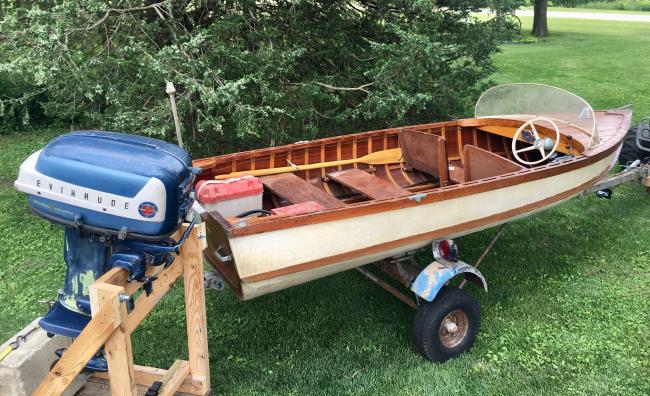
xmin=1 ymin=17 xmax=649 ymax=396
xmin=494 ymin=17 xmax=650 ymax=123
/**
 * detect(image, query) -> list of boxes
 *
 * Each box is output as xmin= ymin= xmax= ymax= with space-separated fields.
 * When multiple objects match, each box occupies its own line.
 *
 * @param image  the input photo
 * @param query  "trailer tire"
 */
xmin=412 ymin=286 xmax=480 ymax=362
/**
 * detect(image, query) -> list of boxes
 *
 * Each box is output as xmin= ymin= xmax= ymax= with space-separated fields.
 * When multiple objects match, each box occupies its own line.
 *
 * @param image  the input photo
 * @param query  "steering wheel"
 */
xmin=511 ymin=117 xmax=560 ymax=166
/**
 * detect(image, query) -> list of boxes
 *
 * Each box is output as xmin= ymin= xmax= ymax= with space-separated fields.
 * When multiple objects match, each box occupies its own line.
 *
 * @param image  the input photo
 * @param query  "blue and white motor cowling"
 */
xmin=15 ymin=131 xmax=195 ymax=237
xmin=14 ymin=131 xmax=197 ymax=371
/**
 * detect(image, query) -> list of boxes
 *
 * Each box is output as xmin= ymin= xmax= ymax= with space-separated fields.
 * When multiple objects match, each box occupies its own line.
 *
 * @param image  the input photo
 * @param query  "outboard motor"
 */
xmin=14 ymin=131 xmax=197 ymax=370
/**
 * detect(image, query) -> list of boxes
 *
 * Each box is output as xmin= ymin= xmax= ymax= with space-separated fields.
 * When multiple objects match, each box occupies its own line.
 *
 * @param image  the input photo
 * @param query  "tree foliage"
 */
xmin=0 ymin=1 xmax=520 ymax=155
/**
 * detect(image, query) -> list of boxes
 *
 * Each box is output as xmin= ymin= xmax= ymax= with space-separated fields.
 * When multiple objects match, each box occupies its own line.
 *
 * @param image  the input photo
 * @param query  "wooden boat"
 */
xmin=195 ymin=84 xmax=632 ymax=300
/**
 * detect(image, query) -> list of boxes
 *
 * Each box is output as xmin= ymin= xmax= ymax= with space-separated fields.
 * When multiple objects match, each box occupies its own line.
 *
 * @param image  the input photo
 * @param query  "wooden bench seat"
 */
xmin=327 ymin=168 xmax=410 ymax=200
xmin=261 ymin=173 xmax=345 ymax=209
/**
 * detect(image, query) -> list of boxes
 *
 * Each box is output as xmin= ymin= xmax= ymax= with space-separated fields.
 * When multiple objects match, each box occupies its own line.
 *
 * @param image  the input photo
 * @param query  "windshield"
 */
xmin=475 ymin=83 xmax=599 ymax=148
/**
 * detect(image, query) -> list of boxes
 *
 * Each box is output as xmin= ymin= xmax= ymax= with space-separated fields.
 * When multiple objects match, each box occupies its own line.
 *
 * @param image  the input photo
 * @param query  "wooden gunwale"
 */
xmin=194 ymin=117 xmax=587 ymax=171
xmin=200 ymin=111 xmax=630 ymax=240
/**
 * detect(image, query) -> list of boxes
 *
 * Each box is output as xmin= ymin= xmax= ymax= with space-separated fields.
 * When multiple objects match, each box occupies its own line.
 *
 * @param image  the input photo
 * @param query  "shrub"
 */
xmin=0 ymin=1 xmax=520 ymax=155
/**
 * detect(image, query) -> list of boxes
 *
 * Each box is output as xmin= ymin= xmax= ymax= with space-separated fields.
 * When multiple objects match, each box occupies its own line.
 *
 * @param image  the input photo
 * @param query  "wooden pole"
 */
xmin=90 ymin=283 xmax=137 ymax=396
xmin=182 ymin=225 xmax=212 ymax=393
xmin=166 ymin=81 xmax=184 ymax=149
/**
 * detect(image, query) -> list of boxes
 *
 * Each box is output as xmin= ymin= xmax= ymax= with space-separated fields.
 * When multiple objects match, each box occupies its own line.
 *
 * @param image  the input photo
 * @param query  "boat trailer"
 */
xmin=355 ymin=151 xmax=650 ymax=362
xmin=355 ymin=223 xmax=508 ymax=362
xmin=584 ymin=159 xmax=650 ymax=197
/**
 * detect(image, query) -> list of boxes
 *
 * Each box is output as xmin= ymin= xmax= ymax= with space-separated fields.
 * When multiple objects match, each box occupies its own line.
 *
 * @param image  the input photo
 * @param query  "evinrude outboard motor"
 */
xmin=14 ymin=131 xmax=197 ymax=370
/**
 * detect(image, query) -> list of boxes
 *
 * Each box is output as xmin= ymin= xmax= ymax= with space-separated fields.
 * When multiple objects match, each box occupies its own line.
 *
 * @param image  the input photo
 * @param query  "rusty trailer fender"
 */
xmin=410 ymin=260 xmax=487 ymax=302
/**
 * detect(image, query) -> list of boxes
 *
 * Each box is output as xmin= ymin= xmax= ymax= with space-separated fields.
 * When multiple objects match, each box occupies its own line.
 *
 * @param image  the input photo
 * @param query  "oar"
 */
xmin=215 ymin=148 xmax=404 ymax=179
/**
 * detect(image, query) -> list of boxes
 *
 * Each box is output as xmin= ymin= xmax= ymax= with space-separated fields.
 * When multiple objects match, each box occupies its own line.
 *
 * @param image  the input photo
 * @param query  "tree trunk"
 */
xmin=532 ymin=0 xmax=549 ymax=37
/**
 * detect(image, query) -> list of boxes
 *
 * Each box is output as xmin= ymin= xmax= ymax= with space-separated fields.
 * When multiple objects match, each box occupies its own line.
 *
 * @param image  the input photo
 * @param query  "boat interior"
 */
xmin=195 ymin=117 xmax=588 ymax=223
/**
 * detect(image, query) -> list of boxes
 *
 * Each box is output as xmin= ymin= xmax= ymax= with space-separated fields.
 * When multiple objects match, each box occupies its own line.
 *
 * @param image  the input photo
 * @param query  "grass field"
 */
xmin=1 ymin=16 xmax=649 ymax=395
xmin=495 ymin=18 xmax=650 ymax=124
xmin=540 ymin=6 xmax=650 ymax=14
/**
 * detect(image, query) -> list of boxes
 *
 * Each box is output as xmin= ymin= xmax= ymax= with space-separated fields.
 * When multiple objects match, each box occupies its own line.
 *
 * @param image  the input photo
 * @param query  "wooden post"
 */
xmin=182 ymin=225 xmax=211 ymax=393
xmin=158 ymin=360 xmax=191 ymax=396
xmin=89 ymin=283 xmax=137 ymax=396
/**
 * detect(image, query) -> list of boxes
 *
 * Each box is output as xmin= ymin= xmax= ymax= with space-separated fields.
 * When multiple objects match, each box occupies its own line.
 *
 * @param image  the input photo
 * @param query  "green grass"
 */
xmin=496 ymin=17 xmax=650 ymax=124
xmin=578 ymin=1 xmax=650 ymax=12
xmin=544 ymin=6 xmax=650 ymax=14
xmin=1 ymin=17 xmax=650 ymax=396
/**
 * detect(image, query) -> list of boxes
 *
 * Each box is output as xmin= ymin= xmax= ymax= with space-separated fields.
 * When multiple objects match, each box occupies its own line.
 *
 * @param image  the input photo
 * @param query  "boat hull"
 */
xmin=223 ymin=151 xmax=617 ymax=300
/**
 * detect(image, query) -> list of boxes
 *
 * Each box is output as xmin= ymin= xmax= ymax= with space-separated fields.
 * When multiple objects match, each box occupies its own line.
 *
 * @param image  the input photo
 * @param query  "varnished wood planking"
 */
xmin=194 ymin=112 xmax=629 ymax=176
xmin=463 ymin=145 xmax=524 ymax=182
xmin=262 ymin=173 xmax=346 ymax=208
xmin=227 ymin=151 xmax=615 ymax=282
xmin=220 ymin=134 xmax=622 ymax=239
xmin=182 ymin=225 xmax=211 ymax=394
xmin=327 ymin=168 xmax=410 ymax=200
xmin=197 ymin=110 xmax=631 ymax=291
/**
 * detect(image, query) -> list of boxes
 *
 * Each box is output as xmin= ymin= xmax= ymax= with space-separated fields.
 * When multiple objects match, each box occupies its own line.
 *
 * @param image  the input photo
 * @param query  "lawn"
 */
xmin=495 ymin=18 xmax=650 ymax=124
xmin=535 ymin=6 xmax=650 ymax=14
xmin=1 ymin=16 xmax=649 ymax=395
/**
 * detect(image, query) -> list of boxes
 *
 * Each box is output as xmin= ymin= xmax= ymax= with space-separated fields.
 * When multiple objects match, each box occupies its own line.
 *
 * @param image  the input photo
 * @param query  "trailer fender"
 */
xmin=410 ymin=261 xmax=487 ymax=302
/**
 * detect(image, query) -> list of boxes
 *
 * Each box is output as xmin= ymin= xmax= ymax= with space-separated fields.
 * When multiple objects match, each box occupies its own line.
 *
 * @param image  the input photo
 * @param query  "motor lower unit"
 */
xmin=14 ymin=131 xmax=197 ymax=371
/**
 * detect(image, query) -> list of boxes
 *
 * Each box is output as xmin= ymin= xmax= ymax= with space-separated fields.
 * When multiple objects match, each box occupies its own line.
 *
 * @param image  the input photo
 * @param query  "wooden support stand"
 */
xmin=32 ymin=224 xmax=211 ymax=396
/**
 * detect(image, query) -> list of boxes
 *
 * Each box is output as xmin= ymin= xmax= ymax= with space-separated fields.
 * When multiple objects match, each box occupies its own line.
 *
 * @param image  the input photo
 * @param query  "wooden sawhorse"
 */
xmin=32 ymin=224 xmax=211 ymax=396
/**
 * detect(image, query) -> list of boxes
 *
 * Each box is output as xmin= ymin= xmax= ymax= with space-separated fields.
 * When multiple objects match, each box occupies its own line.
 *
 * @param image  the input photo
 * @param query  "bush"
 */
xmin=0 ymin=1 xmax=520 ymax=156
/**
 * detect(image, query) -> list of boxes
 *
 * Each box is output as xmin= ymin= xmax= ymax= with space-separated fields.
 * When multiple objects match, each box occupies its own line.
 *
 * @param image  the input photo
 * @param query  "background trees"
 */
xmin=0 ymin=1 xmax=519 ymax=155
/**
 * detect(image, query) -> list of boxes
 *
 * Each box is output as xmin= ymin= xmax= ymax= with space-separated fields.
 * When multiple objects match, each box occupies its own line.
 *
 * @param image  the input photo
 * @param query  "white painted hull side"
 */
xmin=233 ymin=153 xmax=616 ymax=299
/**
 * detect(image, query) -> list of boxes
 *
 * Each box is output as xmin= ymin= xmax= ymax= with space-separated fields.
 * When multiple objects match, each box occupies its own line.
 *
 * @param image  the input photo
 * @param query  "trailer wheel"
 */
xmin=412 ymin=286 xmax=480 ymax=362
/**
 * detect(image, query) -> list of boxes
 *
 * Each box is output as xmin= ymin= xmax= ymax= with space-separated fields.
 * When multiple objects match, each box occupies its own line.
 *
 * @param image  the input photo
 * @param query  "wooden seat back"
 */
xmin=463 ymin=144 xmax=524 ymax=182
xmin=398 ymin=129 xmax=449 ymax=185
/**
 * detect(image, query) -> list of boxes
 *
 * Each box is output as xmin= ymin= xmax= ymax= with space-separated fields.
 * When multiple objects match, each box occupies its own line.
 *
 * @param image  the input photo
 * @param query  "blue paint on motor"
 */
xmin=109 ymin=252 xmax=147 ymax=282
xmin=35 ymin=131 xmax=192 ymax=195
xmin=14 ymin=131 xmax=197 ymax=370
xmin=61 ymin=228 xmax=109 ymax=314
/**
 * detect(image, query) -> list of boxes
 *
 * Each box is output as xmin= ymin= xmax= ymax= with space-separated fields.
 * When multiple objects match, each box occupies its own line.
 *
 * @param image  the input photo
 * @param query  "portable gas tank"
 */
xmin=14 ymin=131 xmax=198 ymax=371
